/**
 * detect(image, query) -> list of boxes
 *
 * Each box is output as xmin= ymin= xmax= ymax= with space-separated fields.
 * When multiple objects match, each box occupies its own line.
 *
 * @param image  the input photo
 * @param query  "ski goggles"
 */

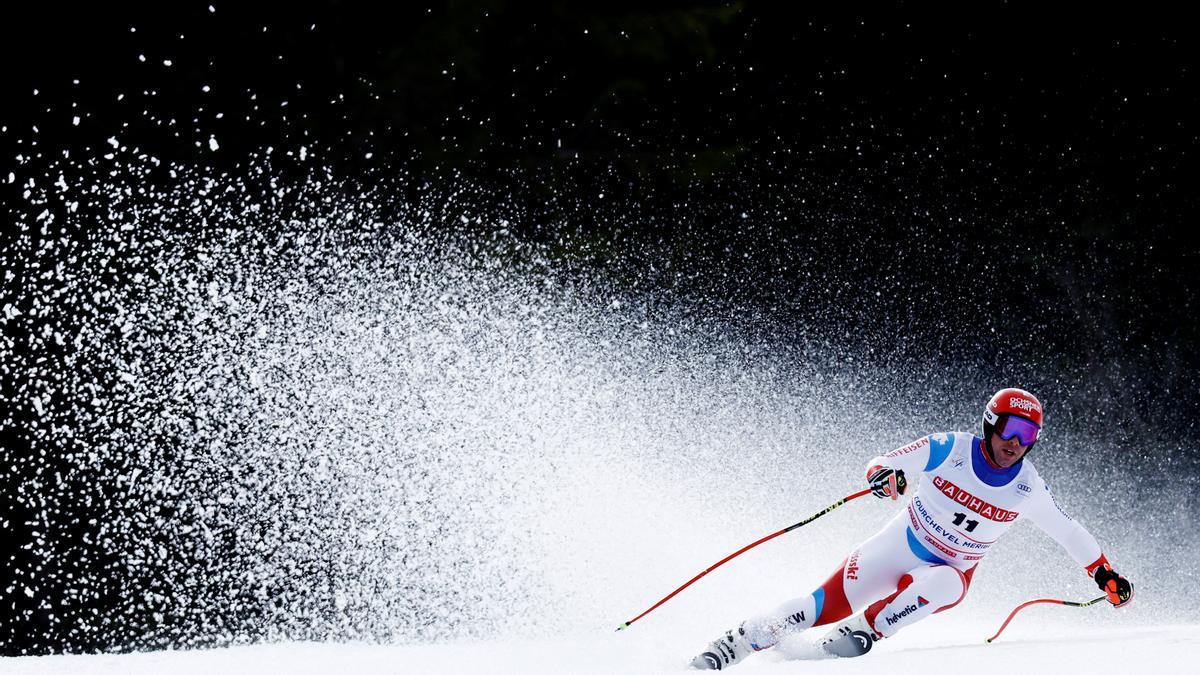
xmin=995 ymin=414 xmax=1040 ymax=446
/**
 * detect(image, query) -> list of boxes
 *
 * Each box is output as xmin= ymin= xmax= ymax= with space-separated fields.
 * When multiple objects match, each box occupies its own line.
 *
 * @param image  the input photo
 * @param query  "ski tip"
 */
xmin=616 ymin=622 xmax=630 ymax=632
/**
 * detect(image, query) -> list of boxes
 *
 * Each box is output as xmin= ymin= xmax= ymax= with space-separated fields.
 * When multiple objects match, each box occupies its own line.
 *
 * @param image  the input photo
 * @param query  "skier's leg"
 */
xmin=691 ymin=548 xmax=899 ymax=671
xmin=739 ymin=515 xmax=917 ymax=650
xmin=863 ymin=563 xmax=976 ymax=637
xmin=817 ymin=562 xmax=976 ymax=658
xmin=691 ymin=514 xmax=959 ymax=669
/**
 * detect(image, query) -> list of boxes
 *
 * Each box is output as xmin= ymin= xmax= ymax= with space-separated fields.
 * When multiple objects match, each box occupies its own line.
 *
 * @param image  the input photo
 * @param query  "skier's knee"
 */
xmin=919 ymin=565 xmax=968 ymax=612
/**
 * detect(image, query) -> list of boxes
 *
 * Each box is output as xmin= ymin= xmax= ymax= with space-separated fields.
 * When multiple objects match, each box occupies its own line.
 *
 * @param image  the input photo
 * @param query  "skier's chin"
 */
xmin=987 ymin=440 xmax=1025 ymax=467
xmin=995 ymin=448 xmax=1022 ymax=467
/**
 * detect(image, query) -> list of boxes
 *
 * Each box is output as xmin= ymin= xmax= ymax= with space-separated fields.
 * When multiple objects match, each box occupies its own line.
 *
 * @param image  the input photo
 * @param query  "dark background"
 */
xmin=2 ymin=1 xmax=1198 ymax=655
xmin=4 ymin=2 xmax=1197 ymax=357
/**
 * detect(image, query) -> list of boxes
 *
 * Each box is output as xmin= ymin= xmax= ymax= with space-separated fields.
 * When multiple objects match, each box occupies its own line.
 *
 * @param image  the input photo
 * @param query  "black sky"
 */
xmin=6 ymin=1 xmax=1195 ymax=385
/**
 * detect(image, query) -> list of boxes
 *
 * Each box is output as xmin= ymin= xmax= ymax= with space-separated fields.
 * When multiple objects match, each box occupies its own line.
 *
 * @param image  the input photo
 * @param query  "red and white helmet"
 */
xmin=982 ymin=388 xmax=1043 ymax=448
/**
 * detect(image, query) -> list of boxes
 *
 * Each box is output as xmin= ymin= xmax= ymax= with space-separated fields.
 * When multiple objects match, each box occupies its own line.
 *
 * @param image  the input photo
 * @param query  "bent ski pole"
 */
xmin=985 ymin=595 xmax=1106 ymax=643
xmin=616 ymin=488 xmax=872 ymax=631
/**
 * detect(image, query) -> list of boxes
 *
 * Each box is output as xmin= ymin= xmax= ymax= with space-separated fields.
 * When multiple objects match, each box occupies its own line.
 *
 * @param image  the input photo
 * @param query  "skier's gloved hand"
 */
xmin=1092 ymin=565 xmax=1134 ymax=608
xmin=866 ymin=465 xmax=906 ymax=501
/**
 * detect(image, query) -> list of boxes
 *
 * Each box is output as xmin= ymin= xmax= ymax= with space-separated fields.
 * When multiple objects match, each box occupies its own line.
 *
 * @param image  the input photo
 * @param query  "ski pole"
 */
xmin=985 ymin=595 xmax=1106 ymax=643
xmin=616 ymin=488 xmax=872 ymax=631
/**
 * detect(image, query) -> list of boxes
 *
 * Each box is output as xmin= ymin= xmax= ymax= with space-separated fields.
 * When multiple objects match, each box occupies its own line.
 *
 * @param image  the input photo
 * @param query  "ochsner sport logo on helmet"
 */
xmin=1008 ymin=396 xmax=1041 ymax=414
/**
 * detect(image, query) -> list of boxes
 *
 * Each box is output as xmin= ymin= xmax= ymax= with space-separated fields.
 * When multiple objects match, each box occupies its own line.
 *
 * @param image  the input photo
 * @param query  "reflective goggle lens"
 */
xmin=996 ymin=415 xmax=1040 ymax=446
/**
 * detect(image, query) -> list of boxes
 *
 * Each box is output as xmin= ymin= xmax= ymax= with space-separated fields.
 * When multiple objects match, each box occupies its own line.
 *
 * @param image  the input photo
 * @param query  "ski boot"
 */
xmin=690 ymin=623 xmax=761 ymax=670
xmin=817 ymin=612 xmax=882 ymax=658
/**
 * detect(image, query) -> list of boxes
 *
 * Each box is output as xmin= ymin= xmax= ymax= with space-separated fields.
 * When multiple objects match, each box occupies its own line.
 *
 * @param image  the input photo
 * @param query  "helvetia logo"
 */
xmin=884 ymin=604 xmax=920 ymax=626
xmin=917 ymin=596 xmax=929 ymax=607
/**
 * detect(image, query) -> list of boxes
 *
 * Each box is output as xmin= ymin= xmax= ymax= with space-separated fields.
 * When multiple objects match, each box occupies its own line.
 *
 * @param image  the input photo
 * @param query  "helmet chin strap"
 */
xmin=980 ymin=437 xmax=1004 ymax=468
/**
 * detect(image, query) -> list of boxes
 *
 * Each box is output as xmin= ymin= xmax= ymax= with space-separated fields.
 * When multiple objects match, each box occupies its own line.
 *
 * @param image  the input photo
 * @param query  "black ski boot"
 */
xmin=690 ymin=623 xmax=759 ymax=670
xmin=817 ymin=613 xmax=882 ymax=658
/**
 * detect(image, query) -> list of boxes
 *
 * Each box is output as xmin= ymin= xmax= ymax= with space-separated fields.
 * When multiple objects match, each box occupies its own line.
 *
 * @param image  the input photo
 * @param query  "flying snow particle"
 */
xmin=299 ymin=146 xmax=308 ymax=161
xmin=107 ymin=137 xmax=120 ymax=149
xmin=209 ymin=136 xmax=220 ymax=151
xmin=209 ymin=4 xmax=216 ymax=11
xmin=164 ymin=59 xmax=174 ymax=67
xmin=72 ymin=116 xmax=80 ymax=126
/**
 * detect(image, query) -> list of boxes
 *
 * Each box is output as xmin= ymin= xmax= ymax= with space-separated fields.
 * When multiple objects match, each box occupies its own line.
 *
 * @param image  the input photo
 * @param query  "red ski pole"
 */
xmin=616 ymin=488 xmax=872 ymax=631
xmin=985 ymin=595 xmax=1107 ymax=643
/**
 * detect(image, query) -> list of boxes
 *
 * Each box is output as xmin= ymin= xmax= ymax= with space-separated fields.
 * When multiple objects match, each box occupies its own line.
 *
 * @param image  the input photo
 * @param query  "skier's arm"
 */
xmin=1022 ymin=478 xmax=1104 ymax=568
xmin=864 ymin=434 xmax=952 ymax=499
xmin=1023 ymin=478 xmax=1134 ymax=607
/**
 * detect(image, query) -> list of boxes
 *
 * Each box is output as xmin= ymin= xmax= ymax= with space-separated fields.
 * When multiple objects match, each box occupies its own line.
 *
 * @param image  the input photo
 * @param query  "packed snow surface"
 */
xmin=7 ymin=623 xmax=1197 ymax=674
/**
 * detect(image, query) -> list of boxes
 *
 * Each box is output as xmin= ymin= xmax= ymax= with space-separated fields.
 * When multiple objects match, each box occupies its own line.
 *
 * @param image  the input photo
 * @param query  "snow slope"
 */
xmin=6 ymin=624 xmax=1197 ymax=674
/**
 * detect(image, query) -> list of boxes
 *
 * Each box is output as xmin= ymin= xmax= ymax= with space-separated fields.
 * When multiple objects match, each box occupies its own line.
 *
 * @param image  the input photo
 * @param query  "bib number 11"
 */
xmin=952 ymin=512 xmax=980 ymax=532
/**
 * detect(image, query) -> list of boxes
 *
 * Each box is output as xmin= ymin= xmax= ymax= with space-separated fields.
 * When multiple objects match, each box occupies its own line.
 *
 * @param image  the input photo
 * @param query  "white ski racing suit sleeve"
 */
xmin=1021 ymin=477 xmax=1104 ymax=569
xmin=865 ymin=435 xmax=941 ymax=482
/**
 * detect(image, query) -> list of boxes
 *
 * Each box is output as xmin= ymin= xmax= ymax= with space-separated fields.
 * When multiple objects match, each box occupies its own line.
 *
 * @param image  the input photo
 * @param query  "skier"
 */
xmin=691 ymin=388 xmax=1134 ymax=670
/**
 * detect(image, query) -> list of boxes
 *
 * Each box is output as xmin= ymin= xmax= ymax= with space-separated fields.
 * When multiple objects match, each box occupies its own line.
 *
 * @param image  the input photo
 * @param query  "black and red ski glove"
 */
xmin=1092 ymin=565 xmax=1134 ymax=608
xmin=867 ymin=465 xmax=907 ymax=501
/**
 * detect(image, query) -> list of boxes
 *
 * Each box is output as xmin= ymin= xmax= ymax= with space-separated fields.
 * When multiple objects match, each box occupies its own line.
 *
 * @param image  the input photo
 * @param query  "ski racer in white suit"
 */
xmin=692 ymin=388 xmax=1134 ymax=670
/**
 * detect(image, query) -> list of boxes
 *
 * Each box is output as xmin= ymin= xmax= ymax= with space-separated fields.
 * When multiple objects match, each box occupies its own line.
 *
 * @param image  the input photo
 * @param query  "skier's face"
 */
xmin=988 ymin=432 xmax=1029 ymax=467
